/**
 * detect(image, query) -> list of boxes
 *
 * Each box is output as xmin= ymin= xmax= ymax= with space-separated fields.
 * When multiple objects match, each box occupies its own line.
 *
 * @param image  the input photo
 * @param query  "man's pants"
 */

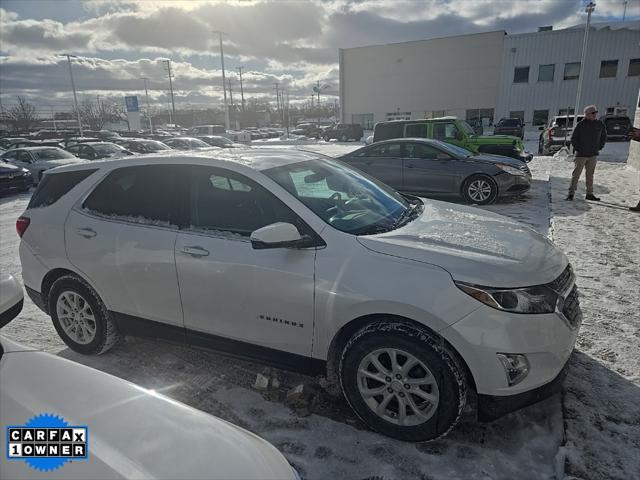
xmin=569 ymin=156 xmax=597 ymax=195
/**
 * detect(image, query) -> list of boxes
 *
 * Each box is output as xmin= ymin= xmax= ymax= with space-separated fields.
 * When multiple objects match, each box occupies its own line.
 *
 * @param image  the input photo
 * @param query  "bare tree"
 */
xmin=77 ymin=99 xmax=126 ymax=130
xmin=6 ymin=97 xmax=38 ymax=132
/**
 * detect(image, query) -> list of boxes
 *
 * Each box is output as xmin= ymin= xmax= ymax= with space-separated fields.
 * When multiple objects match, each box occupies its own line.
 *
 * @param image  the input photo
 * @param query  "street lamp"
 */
xmin=141 ymin=77 xmax=153 ymax=133
xmin=59 ymin=53 xmax=83 ymax=136
xmin=213 ymin=31 xmax=230 ymax=131
xmin=573 ymin=1 xmax=596 ymax=128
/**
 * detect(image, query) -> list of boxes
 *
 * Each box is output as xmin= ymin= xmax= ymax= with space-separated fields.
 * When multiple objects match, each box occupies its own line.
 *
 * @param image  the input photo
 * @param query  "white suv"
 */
xmin=17 ymin=150 xmax=581 ymax=441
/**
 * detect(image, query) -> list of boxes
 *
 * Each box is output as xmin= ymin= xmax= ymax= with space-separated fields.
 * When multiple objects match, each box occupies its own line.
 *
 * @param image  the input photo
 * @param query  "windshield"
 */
xmin=499 ymin=119 xmax=520 ymax=126
xmin=140 ymin=140 xmax=171 ymax=151
xmin=460 ymin=121 xmax=475 ymax=135
xmin=92 ymin=143 xmax=126 ymax=155
xmin=186 ymin=138 xmax=210 ymax=148
xmin=32 ymin=148 xmax=75 ymax=160
xmin=264 ymin=157 xmax=420 ymax=235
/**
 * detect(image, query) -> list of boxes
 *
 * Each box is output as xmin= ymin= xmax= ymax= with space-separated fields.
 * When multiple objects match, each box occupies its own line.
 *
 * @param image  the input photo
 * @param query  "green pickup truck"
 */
xmin=373 ymin=117 xmax=532 ymax=162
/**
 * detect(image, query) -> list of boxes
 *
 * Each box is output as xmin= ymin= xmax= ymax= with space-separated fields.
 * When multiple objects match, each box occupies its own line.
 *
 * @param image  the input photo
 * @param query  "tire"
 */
xmin=538 ymin=136 xmax=544 ymax=155
xmin=323 ymin=135 xmax=330 ymax=142
xmin=48 ymin=274 xmax=121 ymax=355
xmin=339 ymin=321 xmax=466 ymax=442
xmin=340 ymin=134 xmax=348 ymax=142
xmin=462 ymin=174 xmax=498 ymax=205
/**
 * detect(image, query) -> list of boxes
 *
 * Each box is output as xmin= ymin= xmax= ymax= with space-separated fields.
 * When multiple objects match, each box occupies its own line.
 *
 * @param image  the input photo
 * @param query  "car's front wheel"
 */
xmin=462 ymin=174 xmax=498 ymax=205
xmin=49 ymin=274 xmax=121 ymax=355
xmin=339 ymin=322 xmax=466 ymax=442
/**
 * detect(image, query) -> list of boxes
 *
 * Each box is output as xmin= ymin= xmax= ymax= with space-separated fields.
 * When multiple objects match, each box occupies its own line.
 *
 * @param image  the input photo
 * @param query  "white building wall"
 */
xmin=340 ymin=31 xmax=505 ymax=126
xmin=495 ymin=23 xmax=640 ymax=126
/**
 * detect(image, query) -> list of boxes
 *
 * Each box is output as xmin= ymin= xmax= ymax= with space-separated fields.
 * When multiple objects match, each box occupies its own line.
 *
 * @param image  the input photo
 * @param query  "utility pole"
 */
xmin=163 ymin=59 xmax=176 ymax=125
xmin=141 ymin=77 xmax=153 ymax=133
xmin=623 ymin=0 xmax=628 ymax=22
xmin=237 ymin=67 xmax=245 ymax=111
xmin=317 ymin=80 xmax=321 ymax=106
xmin=274 ymin=82 xmax=281 ymax=123
xmin=573 ymin=1 xmax=595 ymax=129
xmin=227 ymin=79 xmax=234 ymax=107
xmin=214 ymin=31 xmax=230 ymax=131
xmin=61 ymin=53 xmax=83 ymax=136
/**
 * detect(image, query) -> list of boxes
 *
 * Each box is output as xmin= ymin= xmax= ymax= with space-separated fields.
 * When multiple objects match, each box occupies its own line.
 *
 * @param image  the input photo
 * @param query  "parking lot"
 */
xmin=2 ymin=139 xmax=638 ymax=480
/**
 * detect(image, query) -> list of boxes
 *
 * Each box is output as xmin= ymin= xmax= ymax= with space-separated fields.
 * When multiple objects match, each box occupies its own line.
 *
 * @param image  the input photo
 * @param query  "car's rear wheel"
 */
xmin=462 ymin=174 xmax=498 ymax=205
xmin=49 ymin=274 xmax=121 ymax=355
xmin=323 ymin=135 xmax=330 ymax=142
xmin=339 ymin=322 xmax=466 ymax=442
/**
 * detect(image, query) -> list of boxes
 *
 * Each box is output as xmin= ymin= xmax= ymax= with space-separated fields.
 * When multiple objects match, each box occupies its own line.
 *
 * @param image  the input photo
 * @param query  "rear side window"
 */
xmin=83 ymin=165 xmax=180 ymax=227
xmin=28 ymin=169 xmax=97 ymax=209
xmin=373 ymin=123 xmax=404 ymax=141
xmin=405 ymin=123 xmax=427 ymax=137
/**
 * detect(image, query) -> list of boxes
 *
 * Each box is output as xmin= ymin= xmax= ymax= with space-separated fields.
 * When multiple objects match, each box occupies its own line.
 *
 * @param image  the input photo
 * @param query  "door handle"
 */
xmin=182 ymin=246 xmax=210 ymax=257
xmin=76 ymin=228 xmax=96 ymax=238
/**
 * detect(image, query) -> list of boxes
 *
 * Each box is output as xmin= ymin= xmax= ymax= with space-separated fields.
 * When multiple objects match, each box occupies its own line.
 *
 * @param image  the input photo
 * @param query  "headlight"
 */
xmin=495 ymin=164 xmax=525 ymax=176
xmin=455 ymin=281 xmax=558 ymax=314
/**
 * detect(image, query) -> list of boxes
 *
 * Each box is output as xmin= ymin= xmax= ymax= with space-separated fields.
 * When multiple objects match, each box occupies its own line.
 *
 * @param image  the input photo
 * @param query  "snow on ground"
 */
xmin=1 ymin=140 xmax=638 ymax=479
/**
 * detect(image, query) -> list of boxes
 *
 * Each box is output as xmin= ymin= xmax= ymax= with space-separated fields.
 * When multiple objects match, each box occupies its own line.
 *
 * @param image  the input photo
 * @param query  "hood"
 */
xmin=0 ymin=162 xmax=24 ymax=173
xmin=44 ymin=157 xmax=88 ymax=167
xmin=468 ymin=153 xmax=527 ymax=168
xmin=0 ymin=344 xmax=294 ymax=480
xmin=357 ymin=199 xmax=566 ymax=288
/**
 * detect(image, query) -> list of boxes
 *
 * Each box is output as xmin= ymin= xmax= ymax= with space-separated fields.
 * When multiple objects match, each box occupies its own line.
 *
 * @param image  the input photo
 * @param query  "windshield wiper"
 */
xmin=392 ymin=201 xmax=422 ymax=229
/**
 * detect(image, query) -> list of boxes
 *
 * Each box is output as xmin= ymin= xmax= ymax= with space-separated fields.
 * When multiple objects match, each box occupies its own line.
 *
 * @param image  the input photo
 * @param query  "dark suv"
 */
xmin=323 ymin=123 xmax=363 ymax=142
xmin=493 ymin=118 xmax=524 ymax=139
xmin=600 ymin=115 xmax=631 ymax=141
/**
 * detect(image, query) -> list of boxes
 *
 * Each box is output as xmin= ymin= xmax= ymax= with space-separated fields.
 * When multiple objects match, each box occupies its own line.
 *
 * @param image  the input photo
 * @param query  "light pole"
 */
xmin=141 ymin=77 xmax=153 ymax=133
xmin=162 ymin=59 xmax=176 ymax=125
xmin=573 ymin=1 xmax=595 ymax=128
xmin=60 ymin=53 xmax=83 ymax=136
xmin=214 ymin=31 xmax=230 ymax=130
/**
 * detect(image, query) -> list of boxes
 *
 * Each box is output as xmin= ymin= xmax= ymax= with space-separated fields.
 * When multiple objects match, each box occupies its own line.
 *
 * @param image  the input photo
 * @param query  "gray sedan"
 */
xmin=1 ymin=147 xmax=86 ymax=183
xmin=339 ymin=138 xmax=531 ymax=205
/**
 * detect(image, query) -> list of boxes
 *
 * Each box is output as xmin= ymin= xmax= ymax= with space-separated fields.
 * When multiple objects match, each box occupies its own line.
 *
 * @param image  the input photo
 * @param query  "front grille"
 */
xmin=549 ymin=264 xmax=573 ymax=293
xmin=562 ymin=286 xmax=582 ymax=328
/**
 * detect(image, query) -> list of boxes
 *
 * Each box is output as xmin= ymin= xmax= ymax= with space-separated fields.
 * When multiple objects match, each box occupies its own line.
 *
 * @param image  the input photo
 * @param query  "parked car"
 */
xmin=291 ymin=123 xmax=324 ymax=139
xmin=323 ymin=123 xmax=363 ymax=142
xmin=62 ymin=137 xmax=101 ymax=149
xmin=0 ymin=137 xmax=27 ymax=149
xmin=0 ymin=277 xmax=299 ymax=480
xmin=18 ymin=150 xmax=581 ymax=442
xmin=115 ymin=138 xmax=173 ymax=154
xmin=197 ymin=135 xmax=244 ymax=148
xmin=600 ymin=115 xmax=631 ymax=141
xmin=374 ymin=117 xmax=532 ymax=163
xmin=493 ymin=118 xmax=524 ymax=139
xmin=66 ymin=142 xmax=134 ymax=160
xmin=0 ymin=161 xmax=32 ymax=195
xmin=339 ymin=138 xmax=531 ymax=204
xmin=189 ymin=125 xmax=227 ymax=136
xmin=1 ymin=147 xmax=85 ymax=183
xmin=223 ymin=130 xmax=252 ymax=143
xmin=538 ymin=115 xmax=584 ymax=155
xmin=5 ymin=139 xmax=63 ymax=149
xmin=163 ymin=137 xmax=213 ymax=150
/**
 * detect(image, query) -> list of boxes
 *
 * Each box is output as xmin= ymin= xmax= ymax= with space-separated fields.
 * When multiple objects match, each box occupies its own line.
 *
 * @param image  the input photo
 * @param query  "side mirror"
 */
xmin=250 ymin=222 xmax=314 ymax=249
xmin=538 ymin=126 xmax=544 ymax=131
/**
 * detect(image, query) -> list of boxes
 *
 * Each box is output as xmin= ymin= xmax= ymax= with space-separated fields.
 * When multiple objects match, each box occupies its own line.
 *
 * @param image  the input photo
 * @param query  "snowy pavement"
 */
xmin=1 ymin=141 xmax=638 ymax=479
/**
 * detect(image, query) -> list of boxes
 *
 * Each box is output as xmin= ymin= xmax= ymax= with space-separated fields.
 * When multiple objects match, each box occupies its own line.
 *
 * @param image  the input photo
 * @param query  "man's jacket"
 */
xmin=571 ymin=119 xmax=607 ymax=157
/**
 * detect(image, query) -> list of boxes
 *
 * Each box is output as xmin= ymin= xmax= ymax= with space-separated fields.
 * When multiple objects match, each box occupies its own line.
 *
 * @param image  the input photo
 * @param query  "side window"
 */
xmin=83 ymin=165 xmax=179 ymax=226
xmin=188 ymin=166 xmax=299 ymax=237
xmin=405 ymin=124 xmax=427 ymax=138
xmin=3 ymin=150 xmax=19 ymax=160
xmin=28 ymin=169 xmax=97 ymax=209
xmin=79 ymin=146 xmax=95 ymax=159
xmin=17 ymin=151 xmax=33 ymax=163
xmin=363 ymin=143 xmax=403 ymax=158
xmin=405 ymin=143 xmax=441 ymax=159
xmin=433 ymin=123 xmax=458 ymax=140
xmin=374 ymin=123 xmax=404 ymax=141
xmin=66 ymin=145 xmax=81 ymax=155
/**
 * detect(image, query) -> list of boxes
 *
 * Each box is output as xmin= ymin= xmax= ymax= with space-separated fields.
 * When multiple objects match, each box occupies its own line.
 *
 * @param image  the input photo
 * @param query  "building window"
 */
xmin=564 ymin=62 xmax=580 ymax=80
xmin=538 ymin=64 xmax=555 ymax=82
xmin=386 ymin=111 xmax=411 ymax=121
xmin=599 ymin=60 xmax=618 ymax=78
xmin=352 ymin=113 xmax=374 ymax=130
xmin=513 ymin=66 xmax=530 ymax=83
xmin=509 ymin=111 xmax=525 ymax=122
xmin=533 ymin=110 xmax=549 ymax=126
xmin=629 ymin=58 xmax=640 ymax=76
xmin=466 ymin=108 xmax=495 ymax=127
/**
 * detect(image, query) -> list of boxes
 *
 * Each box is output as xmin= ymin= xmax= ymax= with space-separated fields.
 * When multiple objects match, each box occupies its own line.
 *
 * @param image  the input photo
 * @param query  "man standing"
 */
xmin=566 ymin=105 xmax=607 ymax=201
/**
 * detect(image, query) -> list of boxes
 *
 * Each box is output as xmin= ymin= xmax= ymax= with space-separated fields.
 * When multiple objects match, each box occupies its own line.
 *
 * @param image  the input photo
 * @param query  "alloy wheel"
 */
xmin=56 ymin=291 xmax=97 ymax=345
xmin=467 ymin=179 xmax=493 ymax=202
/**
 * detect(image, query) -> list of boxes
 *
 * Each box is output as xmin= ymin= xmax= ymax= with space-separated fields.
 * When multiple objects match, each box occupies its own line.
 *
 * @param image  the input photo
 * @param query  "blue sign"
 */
xmin=6 ymin=414 xmax=88 ymax=472
xmin=125 ymin=95 xmax=139 ymax=113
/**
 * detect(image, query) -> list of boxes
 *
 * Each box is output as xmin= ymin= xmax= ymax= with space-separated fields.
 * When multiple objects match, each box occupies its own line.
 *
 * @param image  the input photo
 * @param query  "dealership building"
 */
xmin=339 ymin=21 xmax=640 ymax=129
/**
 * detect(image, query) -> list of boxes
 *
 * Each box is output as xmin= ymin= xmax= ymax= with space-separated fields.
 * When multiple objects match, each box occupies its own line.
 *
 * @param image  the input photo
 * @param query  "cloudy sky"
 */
xmin=1 ymin=0 xmax=638 ymax=114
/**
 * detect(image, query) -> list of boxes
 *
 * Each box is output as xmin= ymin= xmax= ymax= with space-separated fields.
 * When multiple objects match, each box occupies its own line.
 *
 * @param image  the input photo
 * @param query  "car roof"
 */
xmin=46 ymin=148 xmax=324 ymax=175
xmin=10 ymin=146 xmax=65 ymax=151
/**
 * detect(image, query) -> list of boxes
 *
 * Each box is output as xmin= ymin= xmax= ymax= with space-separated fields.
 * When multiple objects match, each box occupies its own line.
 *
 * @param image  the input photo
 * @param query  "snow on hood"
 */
xmin=357 ymin=199 xmax=567 ymax=288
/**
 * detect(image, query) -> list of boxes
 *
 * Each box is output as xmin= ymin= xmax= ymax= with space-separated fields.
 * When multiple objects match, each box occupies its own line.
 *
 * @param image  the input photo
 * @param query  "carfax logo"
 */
xmin=6 ymin=414 xmax=88 ymax=472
